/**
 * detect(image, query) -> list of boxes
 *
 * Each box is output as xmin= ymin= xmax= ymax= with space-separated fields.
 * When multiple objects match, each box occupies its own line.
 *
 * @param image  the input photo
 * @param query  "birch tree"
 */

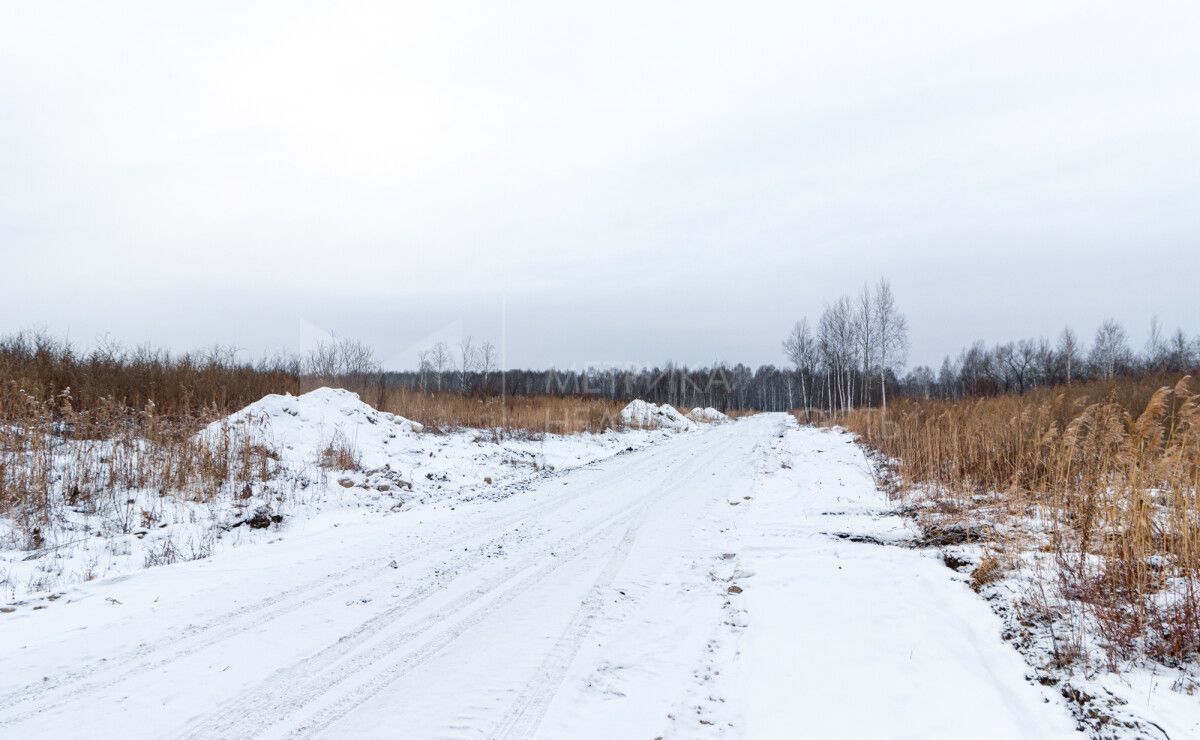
xmin=821 ymin=297 xmax=858 ymax=412
xmin=782 ymin=319 xmax=817 ymax=420
xmin=1145 ymin=317 xmax=1169 ymax=371
xmin=478 ymin=341 xmax=497 ymax=394
xmin=856 ymin=284 xmax=876 ymax=407
xmin=430 ymin=341 xmax=451 ymax=392
xmin=873 ymin=279 xmax=907 ymax=410
xmin=1057 ymin=328 xmax=1079 ymax=386
xmin=459 ymin=336 xmax=476 ymax=395
xmin=1089 ymin=320 xmax=1131 ymax=380
xmin=417 ymin=349 xmax=433 ymax=393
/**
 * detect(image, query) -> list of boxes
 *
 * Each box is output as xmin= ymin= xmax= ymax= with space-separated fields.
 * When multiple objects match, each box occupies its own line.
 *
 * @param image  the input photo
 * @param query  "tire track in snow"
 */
xmin=177 ymin=509 xmax=644 ymax=740
xmin=0 ymin=446 xmax=684 ymax=727
xmin=490 ymin=512 xmax=645 ymax=740
xmin=187 ymin=431 xmax=731 ymax=739
xmin=284 ymin=515 xmax=648 ymax=740
xmin=280 ymin=433 xmax=735 ymax=740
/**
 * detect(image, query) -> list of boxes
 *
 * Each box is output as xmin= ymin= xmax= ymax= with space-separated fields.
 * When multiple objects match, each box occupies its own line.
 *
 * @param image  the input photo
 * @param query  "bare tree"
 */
xmin=782 ymin=319 xmax=817 ymax=419
xmin=856 ymin=284 xmax=876 ymax=406
xmin=1168 ymin=328 xmax=1194 ymax=372
xmin=1057 ymin=328 xmax=1079 ymax=386
xmin=938 ymin=356 xmax=960 ymax=399
xmin=873 ymin=279 xmax=907 ymax=410
xmin=820 ymin=297 xmax=858 ymax=412
xmin=417 ymin=349 xmax=433 ymax=393
xmin=817 ymin=310 xmax=837 ymax=415
xmin=959 ymin=340 xmax=995 ymax=396
xmin=478 ymin=341 xmax=498 ymax=394
xmin=997 ymin=339 xmax=1038 ymax=393
xmin=305 ymin=334 xmax=378 ymax=383
xmin=430 ymin=341 xmax=451 ymax=392
xmin=1089 ymin=319 xmax=1131 ymax=380
xmin=336 ymin=338 xmax=379 ymax=378
xmin=902 ymin=365 xmax=935 ymax=399
xmin=458 ymin=336 xmax=476 ymax=395
xmin=1145 ymin=316 xmax=1169 ymax=371
xmin=305 ymin=338 xmax=338 ymax=380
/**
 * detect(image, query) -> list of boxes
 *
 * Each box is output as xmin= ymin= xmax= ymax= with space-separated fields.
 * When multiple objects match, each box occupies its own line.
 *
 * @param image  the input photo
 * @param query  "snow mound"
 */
xmin=620 ymin=400 xmax=697 ymax=431
xmin=215 ymin=387 xmax=423 ymax=436
xmin=213 ymin=383 xmax=424 ymax=436
xmin=688 ymin=406 xmax=731 ymax=423
xmin=204 ymin=387 xmax=424 ymax=465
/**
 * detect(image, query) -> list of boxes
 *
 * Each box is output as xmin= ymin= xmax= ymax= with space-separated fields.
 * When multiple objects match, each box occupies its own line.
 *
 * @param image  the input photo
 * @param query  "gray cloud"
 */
xmin=2 ymin=1 xmax=1198 ymax=369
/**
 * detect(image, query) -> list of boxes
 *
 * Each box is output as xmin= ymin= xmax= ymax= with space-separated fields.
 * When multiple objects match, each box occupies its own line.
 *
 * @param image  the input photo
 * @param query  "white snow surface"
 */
xmin=619 ymin=399 xmax=697 ymax=430
xmin=0 ymin=389 xmax=665 ymax=601
xmin=688 ymin=406 xmax=731 ymax=423
xmin=5 ymin=413 xmax=1192 ymax=738
xmin=210 ymin=386 xmax=426 ymax=440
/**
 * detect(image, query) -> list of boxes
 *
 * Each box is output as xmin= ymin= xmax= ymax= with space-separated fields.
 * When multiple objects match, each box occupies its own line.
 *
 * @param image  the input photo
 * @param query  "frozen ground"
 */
xmin=2 ymin=413 xmax=1192 ymax=738
xmin=0 ymin=389 xmax=668 ymax=601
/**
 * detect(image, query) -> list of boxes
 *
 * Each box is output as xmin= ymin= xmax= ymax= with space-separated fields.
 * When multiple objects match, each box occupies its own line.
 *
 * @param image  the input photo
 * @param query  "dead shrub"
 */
xmin=970 ymin=556 xmax=1003 ymax=591
xmin=318 ymin=432 xmax=361 ymax=472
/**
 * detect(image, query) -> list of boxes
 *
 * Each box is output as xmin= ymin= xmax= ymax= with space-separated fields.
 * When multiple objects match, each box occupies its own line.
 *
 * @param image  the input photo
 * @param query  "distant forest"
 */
xmin=4 ymin=281 xmax=1197 ymax=417
xmin=381 ymin=280 xmax=1199 ymax=414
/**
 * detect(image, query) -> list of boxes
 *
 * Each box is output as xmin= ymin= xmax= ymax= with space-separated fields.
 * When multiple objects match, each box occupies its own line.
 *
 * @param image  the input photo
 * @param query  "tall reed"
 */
xmin=324 ymin=384 xmax=628 ymax=435
xmin=839 ymin=374 xmax=1200 ymax=665
xmin=1 ymin=383 xmax=278 ymax=548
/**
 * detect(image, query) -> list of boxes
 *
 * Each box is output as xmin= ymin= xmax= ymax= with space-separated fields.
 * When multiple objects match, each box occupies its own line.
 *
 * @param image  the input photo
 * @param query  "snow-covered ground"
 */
xmin=0 ymin=389 xmax=672 ymax=602
xmin=620 ymin=399 xmax=696 ymax=430
xmin=2 ymin=413 xmax=1194 ymax=738
xmin=688 ymin=406 xmax=732 ymax=423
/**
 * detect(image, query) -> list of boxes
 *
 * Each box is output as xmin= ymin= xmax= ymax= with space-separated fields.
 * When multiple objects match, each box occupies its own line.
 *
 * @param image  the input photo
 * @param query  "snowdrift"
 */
xmin=688 ymin=406 xmax=731 ymax=423
xmin=619 ymin=400 xmax=697 ymax=431
xmin=208 ymin=387 xmax=659 ymax=503
xmin=217 ymin=387 xmax=424 ymax=436
xmin=205 ymin=387 xmax=424 ymax=470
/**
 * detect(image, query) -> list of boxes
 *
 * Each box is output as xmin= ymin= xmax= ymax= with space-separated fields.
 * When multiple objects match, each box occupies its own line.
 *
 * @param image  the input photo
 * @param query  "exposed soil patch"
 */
xmin=915 ymin=522 xmax=991 ymax=547
xmin=942 ymin=552 xmax=973 ymax=572
xmin=825 ymin=532 xmax=893 ymax=546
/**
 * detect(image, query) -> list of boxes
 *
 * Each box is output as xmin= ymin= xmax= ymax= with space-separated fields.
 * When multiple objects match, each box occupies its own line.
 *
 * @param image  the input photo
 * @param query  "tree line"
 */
xmin=900 ymin=318 xmax=1200 ymax=400
xmin=244 ymin=294 xmax=1200 ymax=416
xmin=5 ymin=291 xmax=1196 ymax=421
xmin=781 ymin=279 xmax=908 ymax=419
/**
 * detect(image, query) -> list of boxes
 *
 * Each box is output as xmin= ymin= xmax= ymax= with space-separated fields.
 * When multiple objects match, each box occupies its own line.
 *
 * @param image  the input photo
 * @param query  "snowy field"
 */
xmin=0 ymin=389 xmax=669 ymax=602
xmin=1 ymin=410 xmax=1195 ymax=738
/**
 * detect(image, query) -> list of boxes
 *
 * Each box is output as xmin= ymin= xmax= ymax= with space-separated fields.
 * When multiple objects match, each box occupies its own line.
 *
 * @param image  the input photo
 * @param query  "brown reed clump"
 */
xmin=1 ymin=382 xmax=279 ymax=548
xmin=0 ymin=330 xmax=300 ymax=417
xmin=323 ymin=383 xmax=628 ymax=436
xmin=318 ymin=430 xmax=362 ymax=472
xmin=838 ymin=374 xmax=1200 ymax=666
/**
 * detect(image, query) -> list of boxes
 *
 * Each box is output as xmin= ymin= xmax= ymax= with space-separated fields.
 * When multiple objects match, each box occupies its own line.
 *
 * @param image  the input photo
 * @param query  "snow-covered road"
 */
xmin=0 ymin=414 xmax=1078 ymax=739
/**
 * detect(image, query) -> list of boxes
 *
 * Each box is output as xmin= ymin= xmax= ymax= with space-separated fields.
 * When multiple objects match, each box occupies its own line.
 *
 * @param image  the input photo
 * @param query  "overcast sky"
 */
xmin=2 ymin=1 xmax=1198 ymax=371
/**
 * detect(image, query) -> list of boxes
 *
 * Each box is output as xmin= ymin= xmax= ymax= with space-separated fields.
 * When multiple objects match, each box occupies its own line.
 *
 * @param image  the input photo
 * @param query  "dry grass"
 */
xmin=0 ymin=337 xmax=633 ymax=547
xmin=838 ymin=374 xmax=1200 ymax=666
xmin=1 ymin=333 xmax=292 ymax=544
xmin=1 ymin=383 xmax=278 ymax=548
xmin=318 ymin=431 xmax=361 ymax=471
xmin=0 ymin=331 xmax=299 ymax=416
xmin=328 ymin=385 xmax=628 ymax=435
xmin=970 ymin=556 xmax=1003 ymax=592
xmin=0 ymin=332 xmax=680 ymax=553
xmin=0 ymin=331 xmax=690 ymax=439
